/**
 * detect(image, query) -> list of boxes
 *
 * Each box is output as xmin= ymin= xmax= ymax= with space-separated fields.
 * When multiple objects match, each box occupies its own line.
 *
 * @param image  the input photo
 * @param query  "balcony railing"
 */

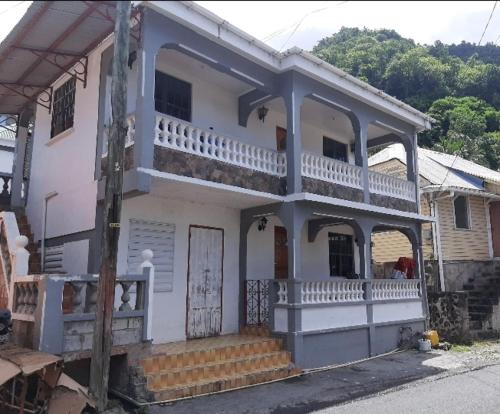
xmin=154 ymin=113 xmax=287 ymax=176
xmin=117 ymin=112 xmax=418 ymax=203
xmin=371 ymin=279 xmax=421 ymax=300
xmin=368 ymin=170 xmax=416 ymax=201
xmin=301 ymin=152 xmax=363 ymax=189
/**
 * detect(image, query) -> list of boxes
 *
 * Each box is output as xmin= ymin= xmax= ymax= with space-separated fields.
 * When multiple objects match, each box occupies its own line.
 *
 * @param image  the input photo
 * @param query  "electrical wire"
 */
xmin=261 ymin=1 xmax=348 ymax=50
xmin=478 ymin=0 xmax=497 ymax=45
xmin=0 ymin=1 xmax=26 ymax=18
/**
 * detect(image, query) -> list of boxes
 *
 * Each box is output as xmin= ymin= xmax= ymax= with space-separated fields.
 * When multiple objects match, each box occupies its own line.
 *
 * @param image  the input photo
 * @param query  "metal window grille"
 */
xmin=51 ymin=77 xmax=76 ymax=138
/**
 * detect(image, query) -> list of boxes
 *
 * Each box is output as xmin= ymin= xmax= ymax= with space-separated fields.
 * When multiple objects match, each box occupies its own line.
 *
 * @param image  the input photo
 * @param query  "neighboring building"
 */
xmin=0 ymin=1 xmax=433 ymax=401
xmin=370 ymin=144 xmax=500 ymax=331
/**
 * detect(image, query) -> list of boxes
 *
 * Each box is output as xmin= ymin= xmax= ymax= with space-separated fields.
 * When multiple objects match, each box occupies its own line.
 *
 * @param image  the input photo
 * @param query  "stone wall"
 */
xmin=302 ymin=177 xmax=364 ymax=202
xmin=370 ymin=193 xmax=418 ymax=213
xmin=428 ymin=292 xmax=470 ymax=343
xmin=154 ymin=146 xmax=285 ymax=195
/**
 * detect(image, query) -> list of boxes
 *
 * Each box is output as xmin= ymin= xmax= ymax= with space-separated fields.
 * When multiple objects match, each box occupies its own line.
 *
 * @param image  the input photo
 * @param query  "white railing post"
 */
xmin=140 ymin=249 xmax=154 ymax=341
xmin=13 ymin=235 xmax=29 ymax=277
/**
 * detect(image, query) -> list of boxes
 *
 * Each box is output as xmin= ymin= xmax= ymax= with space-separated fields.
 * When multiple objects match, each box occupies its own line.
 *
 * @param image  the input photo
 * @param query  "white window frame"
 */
xmin=452 ymin=195 xmax=471 ymax=230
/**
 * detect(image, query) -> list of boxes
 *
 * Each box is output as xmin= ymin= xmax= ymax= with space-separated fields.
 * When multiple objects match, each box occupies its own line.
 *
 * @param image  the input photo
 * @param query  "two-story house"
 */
xmin=1 ymin=1 xmax=433 ymax=402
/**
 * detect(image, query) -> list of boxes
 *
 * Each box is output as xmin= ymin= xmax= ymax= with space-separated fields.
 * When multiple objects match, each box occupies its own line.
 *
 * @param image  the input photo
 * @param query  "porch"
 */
xmin=96 ymin=8 xmax=420 ymax=212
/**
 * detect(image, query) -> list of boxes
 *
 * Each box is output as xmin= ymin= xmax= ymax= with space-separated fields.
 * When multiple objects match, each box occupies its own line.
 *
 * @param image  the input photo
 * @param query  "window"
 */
xmin=328 ymin=233 xmax=354 ymax=277
xmin=454 ymin=196 xmax=470 ymax=229
xmin=323 ymin=136 xmax=348 ymax=162
xmin=155 ymin=71 xmax=191 ymax=122
xmin=51 ymin=77 xmax=76 ymax=138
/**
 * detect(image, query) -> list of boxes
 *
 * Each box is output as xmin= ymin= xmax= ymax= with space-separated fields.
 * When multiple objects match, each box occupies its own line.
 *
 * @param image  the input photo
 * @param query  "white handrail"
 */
xmin=301 ymin=152 xmax=363 ymax=189
xmin=154 ymin=113 xmax=287 ymax=176
xmin=301 ymin=280 xmax=365 ymax=304
xmin=371 ymin=279 xmax=420 ymax=300
xmin=368 ymin=170 xmax=416 ymax=201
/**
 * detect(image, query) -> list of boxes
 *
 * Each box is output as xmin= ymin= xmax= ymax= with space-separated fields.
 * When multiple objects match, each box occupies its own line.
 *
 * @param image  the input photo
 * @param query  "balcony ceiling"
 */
xmin=0 ymin=1 xmax=120 ymax=115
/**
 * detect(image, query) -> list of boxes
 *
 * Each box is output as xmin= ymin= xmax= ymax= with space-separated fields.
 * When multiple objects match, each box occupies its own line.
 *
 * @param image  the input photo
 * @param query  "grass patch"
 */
xmin=451 ymin=339 xmax=500 ymax=353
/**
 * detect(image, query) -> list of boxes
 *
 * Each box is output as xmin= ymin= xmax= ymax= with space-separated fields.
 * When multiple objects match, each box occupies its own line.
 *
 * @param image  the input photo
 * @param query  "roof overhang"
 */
xmin=0 ymin=1 xmax=139 ymax=115
xmin=422 ymin=185 xmax=500 ymax=200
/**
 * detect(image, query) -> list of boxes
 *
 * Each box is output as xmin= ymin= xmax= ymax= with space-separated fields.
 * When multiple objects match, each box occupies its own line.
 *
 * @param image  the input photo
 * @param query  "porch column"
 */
xmin=280 ymin=72 xmax=305 ymax=195
xmin=358 ymin=219 xmax=375 ymax=355
xmin=278 ymin=202 xmax=308 ymax=365
xmin=11 ymin=109 xmax=33 ymax=208
xmin=238 ymin=212 xmax=253 ymax=329
xmin=413 ymin=223 xmax=429 ymax=328
xmin=133 ymin=35 xmax=157 ymax=191
xmin=355 ymin=118 xmax=370 ymax=203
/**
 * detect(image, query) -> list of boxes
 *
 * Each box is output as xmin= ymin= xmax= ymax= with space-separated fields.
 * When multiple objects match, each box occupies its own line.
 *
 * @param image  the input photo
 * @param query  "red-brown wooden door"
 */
xmin=490 ymin=202 xmax=500 ymax=257
xmin=276 ymin=126 xmax=287 ymax=151
xmin=274 ymin=226 xmax=288 ymax=279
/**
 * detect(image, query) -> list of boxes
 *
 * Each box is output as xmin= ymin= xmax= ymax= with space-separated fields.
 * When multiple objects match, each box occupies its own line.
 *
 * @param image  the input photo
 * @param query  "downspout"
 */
xmin=41 ymin=191 xmax=57 ymax=272
xmin=430 ymin=191 xmax=454 ymax=292
xmin=485 ymin=198 xmax=494 ymax=259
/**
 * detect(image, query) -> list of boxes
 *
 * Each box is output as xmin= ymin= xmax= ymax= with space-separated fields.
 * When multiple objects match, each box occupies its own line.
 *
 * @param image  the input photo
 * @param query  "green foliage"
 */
xmin=312 ymin=28 xmax=500 ymax=170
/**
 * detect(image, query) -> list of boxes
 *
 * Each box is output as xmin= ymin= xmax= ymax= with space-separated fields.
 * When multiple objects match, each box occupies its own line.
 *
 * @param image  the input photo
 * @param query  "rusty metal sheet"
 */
xmin=47 ymin=373 xmax=95 ymax=413
xmin=0 ymin=344 xmax=62 ymax=375
xmin=0 ymin=358 xmax=21 ymax=384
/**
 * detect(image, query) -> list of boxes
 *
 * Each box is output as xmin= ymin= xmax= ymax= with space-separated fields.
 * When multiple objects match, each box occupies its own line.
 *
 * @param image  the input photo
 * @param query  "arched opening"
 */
xmin=371 ymin=225 xmax=417 ymax=280
xmin=367 ymin=123 xmax=415 ymax=183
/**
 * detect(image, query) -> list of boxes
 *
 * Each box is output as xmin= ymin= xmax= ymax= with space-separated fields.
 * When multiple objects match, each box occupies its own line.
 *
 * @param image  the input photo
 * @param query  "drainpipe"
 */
xmin=485 ymin=199 xmax=494 ymax=259
xmin=430 ymin=191 xmax=454 ymax=292
xmin=41 ymin=191 xmax=57 ymax=272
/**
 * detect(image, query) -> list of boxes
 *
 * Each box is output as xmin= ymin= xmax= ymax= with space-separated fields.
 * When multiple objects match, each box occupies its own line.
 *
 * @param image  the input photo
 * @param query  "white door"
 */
xmin=187 ymin=226 xmax=223 ymax=339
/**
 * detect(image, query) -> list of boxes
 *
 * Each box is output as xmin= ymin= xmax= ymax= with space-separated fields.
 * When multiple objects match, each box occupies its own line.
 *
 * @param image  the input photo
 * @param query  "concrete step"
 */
xmin=146 ymin=351 xmax=292 ymax=390
xmin=142 ymin=337 xmax=283 ymax=374
xmin=151 ymin=364 xmax=298 ymax=402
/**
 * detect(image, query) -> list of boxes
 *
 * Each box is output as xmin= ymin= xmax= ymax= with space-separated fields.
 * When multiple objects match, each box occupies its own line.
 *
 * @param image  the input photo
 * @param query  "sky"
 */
xmin=0 ymin=1 xmax=498 ymax=51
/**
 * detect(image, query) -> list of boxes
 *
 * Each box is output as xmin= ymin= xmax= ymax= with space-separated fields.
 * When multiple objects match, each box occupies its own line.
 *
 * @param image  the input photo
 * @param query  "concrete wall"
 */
xmin=118 ymin=195 xmax=240 ymax=344
xmin=26 ymin=38 xmax=113 ymax=249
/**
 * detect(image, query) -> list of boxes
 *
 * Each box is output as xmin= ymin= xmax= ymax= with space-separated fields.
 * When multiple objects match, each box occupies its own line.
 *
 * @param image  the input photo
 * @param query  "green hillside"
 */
xmin=312 ymin=28 xmax=500 ymax=170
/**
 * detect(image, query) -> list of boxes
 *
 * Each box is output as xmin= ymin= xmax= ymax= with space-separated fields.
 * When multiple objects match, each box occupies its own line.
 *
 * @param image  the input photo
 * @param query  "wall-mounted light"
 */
xmin=257 ymin=216 xmax=268 ymax=231
xmin=257 ymin=106 xmax=269 ymax=123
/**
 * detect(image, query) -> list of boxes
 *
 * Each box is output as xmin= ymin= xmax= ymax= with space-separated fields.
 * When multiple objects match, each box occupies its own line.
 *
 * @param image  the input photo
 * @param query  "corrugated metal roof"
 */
xmin=419 ymin=148 xmax=500 ymax=184
xmin=0 ymin=1 xmax=118 ymax=114
xmin=369 ymin=144 xmax=486 ymax=191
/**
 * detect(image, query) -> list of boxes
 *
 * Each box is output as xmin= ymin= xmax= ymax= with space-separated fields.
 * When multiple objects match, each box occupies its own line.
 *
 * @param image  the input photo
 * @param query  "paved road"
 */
xmin=149 ymin=351 xmax=446 ymax=414
xmin=317 ymin=364 xmax=500 ymax=414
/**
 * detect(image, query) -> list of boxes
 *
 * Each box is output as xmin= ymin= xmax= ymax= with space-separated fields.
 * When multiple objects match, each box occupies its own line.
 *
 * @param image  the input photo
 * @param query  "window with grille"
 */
xmin=155 ymin=71 xmax=192 ymax=122
xmin=454 ymin=195 xmax=470 ymax=229
xmin=328 ymin=233 xmax=354 ymax=277
xmin=51 ymin=77 xmax=76 ymax=138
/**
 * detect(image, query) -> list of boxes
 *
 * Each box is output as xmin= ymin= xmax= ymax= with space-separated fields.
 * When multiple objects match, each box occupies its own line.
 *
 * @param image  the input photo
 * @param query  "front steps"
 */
xmin=139 ymin=334 xmax=299 ymax=402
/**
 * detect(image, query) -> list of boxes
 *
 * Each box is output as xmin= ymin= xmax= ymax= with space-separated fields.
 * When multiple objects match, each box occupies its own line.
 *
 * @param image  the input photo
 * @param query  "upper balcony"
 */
xmin=116 ymin=111 xmax=416 ymax=209
xmin=98 ymin=21 xmax=419 ymax=214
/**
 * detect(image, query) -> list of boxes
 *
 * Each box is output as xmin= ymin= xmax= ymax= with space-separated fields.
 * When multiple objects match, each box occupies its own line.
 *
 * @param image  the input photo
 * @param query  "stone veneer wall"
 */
xmin=428 ymin=291 xmax=470 ymax=343
xmin=370 ymin=193 xmax=417 ymax=213
xmin=302 ymin=177 xmax=364 ymax=202
xmin=101 ymin=145 xmax=134 ymax=174
xmin=154 ymin=146 xmax=286 ymax=195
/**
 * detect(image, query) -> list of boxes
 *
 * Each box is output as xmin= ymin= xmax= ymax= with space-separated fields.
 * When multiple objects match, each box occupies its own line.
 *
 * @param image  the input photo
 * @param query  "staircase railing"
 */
xmin=11 ymin=249 xmax=155 ymax=354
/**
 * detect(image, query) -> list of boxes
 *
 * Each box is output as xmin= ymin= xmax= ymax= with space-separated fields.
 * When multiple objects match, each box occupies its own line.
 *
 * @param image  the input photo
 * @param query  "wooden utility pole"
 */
xmin=89 ymin=1 xmax=131 ymax=411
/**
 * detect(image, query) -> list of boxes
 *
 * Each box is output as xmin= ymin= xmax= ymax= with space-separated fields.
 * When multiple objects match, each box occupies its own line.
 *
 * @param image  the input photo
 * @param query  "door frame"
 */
xmin=185 ymin=224 xmax=225 ymax=339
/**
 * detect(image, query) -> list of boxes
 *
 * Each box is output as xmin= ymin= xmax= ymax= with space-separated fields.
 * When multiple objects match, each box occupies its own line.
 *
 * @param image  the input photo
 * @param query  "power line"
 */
xmin=0 ymin=1 xmax=26 ymax=18
xmin=260 ymin=1 xmax=348 ymax=50
xmin=478 ymin=0 xmax=497 ymax=45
